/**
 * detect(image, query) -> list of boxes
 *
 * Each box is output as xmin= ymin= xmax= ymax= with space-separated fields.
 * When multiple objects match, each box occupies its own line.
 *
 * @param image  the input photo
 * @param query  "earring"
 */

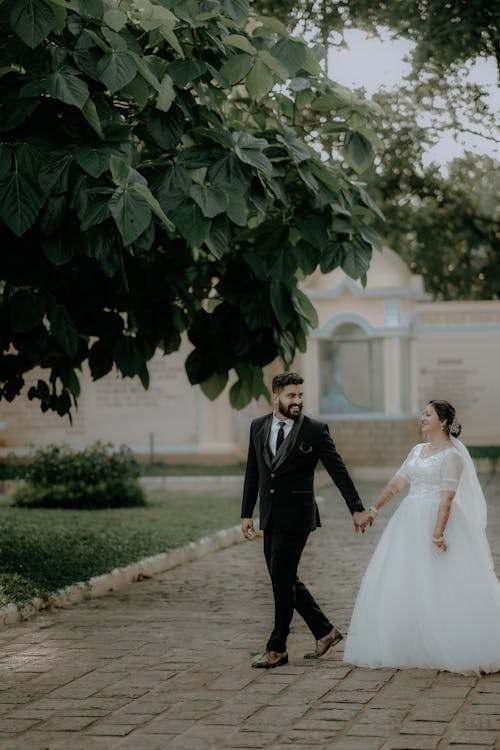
xmin=441 ymin=424 xmax=444 ymax=430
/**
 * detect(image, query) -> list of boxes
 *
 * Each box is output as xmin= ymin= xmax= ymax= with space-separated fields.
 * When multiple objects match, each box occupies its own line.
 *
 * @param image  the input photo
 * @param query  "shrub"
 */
xmin=11 ymin=443 xmax=146 ymax=509
xmin=0 ymin=456 xmax=29 ymax=481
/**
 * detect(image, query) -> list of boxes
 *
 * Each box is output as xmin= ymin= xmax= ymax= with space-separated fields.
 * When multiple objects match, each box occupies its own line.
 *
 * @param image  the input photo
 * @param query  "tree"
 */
xmin=343 ymin=85 xmax=500 ymax=300
xmin=335 ymin=0 xmax=500 ymax=80
xmin=0 ymin=0 xmax=382 ymax=417
xmin=252 ymin=0 xmax=500 ymax=300
xmin=252 ymin=0 xmax=500 ymax=79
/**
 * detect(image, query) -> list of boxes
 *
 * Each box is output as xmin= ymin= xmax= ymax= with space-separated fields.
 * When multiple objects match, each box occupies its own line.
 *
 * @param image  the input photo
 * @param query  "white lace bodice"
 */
xmin=396 ymin=444 xmax=464 ymax=498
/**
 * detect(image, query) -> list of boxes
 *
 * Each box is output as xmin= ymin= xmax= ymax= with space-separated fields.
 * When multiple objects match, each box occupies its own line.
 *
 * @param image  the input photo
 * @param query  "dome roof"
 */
xmin=304 ymin=247 xmax=417 ymax=293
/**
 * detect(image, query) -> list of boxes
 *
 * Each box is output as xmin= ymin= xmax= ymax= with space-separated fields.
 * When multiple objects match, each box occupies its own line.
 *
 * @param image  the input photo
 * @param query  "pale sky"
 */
xmin=327 ymin=29 xmax=499 ymax=166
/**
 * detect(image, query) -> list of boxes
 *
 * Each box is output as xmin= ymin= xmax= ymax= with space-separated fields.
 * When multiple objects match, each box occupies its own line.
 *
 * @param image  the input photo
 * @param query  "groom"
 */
xmin=241 ymin=372 xmax=369 ymax=668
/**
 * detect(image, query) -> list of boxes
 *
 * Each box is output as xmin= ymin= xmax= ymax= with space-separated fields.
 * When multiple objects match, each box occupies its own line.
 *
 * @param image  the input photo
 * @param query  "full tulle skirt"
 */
xmin=344 ymin=490 xmax=500 ymax=674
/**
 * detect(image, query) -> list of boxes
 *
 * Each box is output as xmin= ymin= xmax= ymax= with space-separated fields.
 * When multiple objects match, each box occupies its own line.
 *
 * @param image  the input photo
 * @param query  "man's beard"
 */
xmin=279 ymin=399 xmax=302 ymax=421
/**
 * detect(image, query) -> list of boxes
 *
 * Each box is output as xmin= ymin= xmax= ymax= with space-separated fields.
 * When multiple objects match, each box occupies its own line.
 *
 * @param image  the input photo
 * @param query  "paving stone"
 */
xmin=449 ymin=730 xmax=497 ymax=744
xmin=410 ymin=699 xmax=468 ymax=722
xmin=0 ymin=717 xmax=43 ymax=732
xmin=313 ymin=738 xmax=385 ymax=750
xmin=37 ymin=715 xmax=98 ymax=731
xmin=383 ymin=736 xmax=441 ymax=749
xmin=1 ymin=477 xmax=500 ymax=750
xmin=400 ymin=721 xmax=447 ymax=735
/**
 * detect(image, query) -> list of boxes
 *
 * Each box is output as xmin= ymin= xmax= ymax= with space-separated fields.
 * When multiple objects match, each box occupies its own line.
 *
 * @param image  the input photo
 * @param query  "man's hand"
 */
xmin=242 ymin=518 xmax=256 ymax=540
xmin=352 ymin=510 xmax=370 ymax=534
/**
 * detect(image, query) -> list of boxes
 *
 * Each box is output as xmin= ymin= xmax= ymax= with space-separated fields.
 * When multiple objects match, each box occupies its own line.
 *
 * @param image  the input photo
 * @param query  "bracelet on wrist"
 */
xmin=368 ymin=506 xmax=378 ymax=515
xmin=432 ymin=535 xmax=444 ymax=542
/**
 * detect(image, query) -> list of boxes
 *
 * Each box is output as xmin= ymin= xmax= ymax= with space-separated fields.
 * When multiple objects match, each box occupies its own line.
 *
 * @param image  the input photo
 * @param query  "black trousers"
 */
xmin=263 ymin=515 xmax=333 ymax=653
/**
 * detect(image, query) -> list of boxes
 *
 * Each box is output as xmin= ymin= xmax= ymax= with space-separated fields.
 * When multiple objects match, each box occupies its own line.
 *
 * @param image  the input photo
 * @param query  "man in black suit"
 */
xmin=241 ymin=372 xmax=369 ymax=668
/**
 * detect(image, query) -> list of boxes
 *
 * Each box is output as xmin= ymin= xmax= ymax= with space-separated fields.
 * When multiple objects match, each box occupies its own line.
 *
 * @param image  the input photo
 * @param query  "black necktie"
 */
xmin=276 ymin=421 xmax=286 ymax=453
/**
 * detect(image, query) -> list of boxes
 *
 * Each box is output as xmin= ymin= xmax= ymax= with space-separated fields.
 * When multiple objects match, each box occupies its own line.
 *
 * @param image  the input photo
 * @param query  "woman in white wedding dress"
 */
xmin=344 ymin=400 xmax=500 ymax=675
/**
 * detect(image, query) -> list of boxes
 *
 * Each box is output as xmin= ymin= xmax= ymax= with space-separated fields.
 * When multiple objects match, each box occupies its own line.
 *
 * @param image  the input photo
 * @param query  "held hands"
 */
xmin=352 ymin=510 xmax=371 ymax=534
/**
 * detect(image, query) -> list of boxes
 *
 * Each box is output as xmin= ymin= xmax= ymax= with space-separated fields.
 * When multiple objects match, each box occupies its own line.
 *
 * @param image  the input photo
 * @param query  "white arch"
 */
xmin=311 ymin=312 xmax=381 ymax=339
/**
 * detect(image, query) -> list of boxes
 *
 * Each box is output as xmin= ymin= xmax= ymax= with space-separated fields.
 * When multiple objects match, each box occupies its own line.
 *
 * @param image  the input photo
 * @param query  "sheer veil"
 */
xmin=451 ymin=436 xmax=494 ymax=569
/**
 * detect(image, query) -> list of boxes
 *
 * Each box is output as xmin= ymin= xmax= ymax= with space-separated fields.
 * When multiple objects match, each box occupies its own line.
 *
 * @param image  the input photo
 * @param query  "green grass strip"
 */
xmin=0 ymin=490 xmax=241 ymax=609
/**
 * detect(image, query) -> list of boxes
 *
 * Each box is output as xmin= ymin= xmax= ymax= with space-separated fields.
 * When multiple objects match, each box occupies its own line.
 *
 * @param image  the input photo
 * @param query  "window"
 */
xmin=319 ymin=323 xmax=384 ymax=414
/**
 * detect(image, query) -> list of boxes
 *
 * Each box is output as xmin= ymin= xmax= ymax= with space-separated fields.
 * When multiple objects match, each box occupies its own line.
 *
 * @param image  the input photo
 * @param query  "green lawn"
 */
xmin=0 ymin=489 xmax=241 ymax=609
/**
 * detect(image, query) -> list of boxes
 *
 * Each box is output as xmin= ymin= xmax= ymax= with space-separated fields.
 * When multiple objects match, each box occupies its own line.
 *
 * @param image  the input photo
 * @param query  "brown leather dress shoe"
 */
xmin=252 ymin=650 xmax=289 ymax=668
xmin=304 ymin=627 xmax=343 ymax=659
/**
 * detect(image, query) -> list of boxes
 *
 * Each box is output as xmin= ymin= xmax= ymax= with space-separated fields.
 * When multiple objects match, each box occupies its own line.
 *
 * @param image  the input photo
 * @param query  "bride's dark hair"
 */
xmin=428 ymin=400 xmax=462 ymax=437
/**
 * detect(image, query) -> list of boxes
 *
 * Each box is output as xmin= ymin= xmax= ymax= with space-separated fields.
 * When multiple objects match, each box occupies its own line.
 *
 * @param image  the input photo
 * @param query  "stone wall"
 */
xmin=327 ymin=418 xmax=421 ymax=472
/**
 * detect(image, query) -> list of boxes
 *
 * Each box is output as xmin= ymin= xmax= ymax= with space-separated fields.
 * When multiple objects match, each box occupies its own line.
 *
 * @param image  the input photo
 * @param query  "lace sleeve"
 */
xmin=440 ymin=451 xmax=464 ymax=491
xmin=395 ymin=445 xmax=418 ymax=482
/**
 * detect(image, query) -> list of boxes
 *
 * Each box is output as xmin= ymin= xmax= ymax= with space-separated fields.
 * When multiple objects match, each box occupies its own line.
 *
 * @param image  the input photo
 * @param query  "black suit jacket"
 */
xmin=241 ymin=413 xmax=364 ymax=533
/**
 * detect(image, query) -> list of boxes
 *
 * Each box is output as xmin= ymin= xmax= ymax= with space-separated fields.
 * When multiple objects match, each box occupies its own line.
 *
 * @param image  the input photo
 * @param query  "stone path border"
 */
xmin=0 ymin=523 xmax=243 ymax=629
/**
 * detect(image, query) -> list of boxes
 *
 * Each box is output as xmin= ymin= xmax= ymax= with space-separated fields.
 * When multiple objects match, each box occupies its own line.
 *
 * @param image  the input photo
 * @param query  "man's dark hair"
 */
xmin=272 ymin=372 xmax=304 ymax=393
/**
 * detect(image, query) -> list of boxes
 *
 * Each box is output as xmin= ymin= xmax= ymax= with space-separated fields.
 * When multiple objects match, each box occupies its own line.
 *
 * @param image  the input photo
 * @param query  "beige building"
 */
xmin=1 ymin=248 xmax=499 ymax=469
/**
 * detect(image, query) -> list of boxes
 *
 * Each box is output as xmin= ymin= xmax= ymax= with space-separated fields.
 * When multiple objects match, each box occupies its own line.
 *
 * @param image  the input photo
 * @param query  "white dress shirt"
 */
xmin=269 ymin=414 xmax=294 ymax=455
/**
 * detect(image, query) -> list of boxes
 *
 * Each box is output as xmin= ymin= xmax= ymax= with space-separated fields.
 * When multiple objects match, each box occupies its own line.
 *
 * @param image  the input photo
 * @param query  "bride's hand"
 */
xmin=432 ymin=536 xmax=447 ymax=552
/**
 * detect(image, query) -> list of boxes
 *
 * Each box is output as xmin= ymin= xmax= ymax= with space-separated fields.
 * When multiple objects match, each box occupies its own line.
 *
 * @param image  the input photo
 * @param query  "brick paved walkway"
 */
xmin=1 ymin=474 xmax=500 ymax=750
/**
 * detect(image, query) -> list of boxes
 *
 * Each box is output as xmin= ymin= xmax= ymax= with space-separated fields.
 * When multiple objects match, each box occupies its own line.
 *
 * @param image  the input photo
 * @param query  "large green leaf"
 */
xmin=200 ymin=372 xmax=228 ymax=400
xmin=49 ymin=304 xmax=78 ymax=357
xmin=42 ymin=232 xmax=75 ymax=265
xmin=270 ymin=39 xmax=307 ymax=76
xmin=246 ymin=59 xmax=274 ymax=99
xmin=80 ymin=199 xmax=111 ymax=231
xmin=174 ymin=200 xmax=210 ymax=246
xmin=113 ymin=336 xmax=145 ymax=378
xmin=132 ymin=182 xmax=175 ymax=231
xmin=134 ymin=2 xmax=176 ymax=32
xmin=299 ymin=216 xmax=328 ymax=249
xmin=109 ymin=155 xmax=132 ymax=186
xmin=292 ymin=288 xmax=319 ymax=328
xmin=360 ymin=225 xmax=383 ymax=251
xmin=0 ymin=172 xmax=43 ymax=236
xmin=221 ymin=0 xmax=249 ymax=23
xmin=270 ymin=280 xmax=294 ymax=328
xmin=128 ymin=53 xmax=161 ymax=92
xmin=229 ymin=364 xmax=269 ymax=409
xmin=9 ymin=0 xmax=55 ymax=49
xmin=226 ymin=34 xmax=256 ymax=55
xmin=233 ymin=134 xmax=273 ymax=177
xmin=145 ymin=108 xmax=184 ymax=149
xmin=86 ymin=228 xmax=121 ymax=277
xmin=15 ymin=141 xmax=45 ymax=178
xmin=38 ymin=152 xmax=73 ymax=194
xmin=46 ymin=70 xmax=89 ymax=108
xmin=97 ymin=50 xmax=137 ymax=93
xmin=190 ymin=184 xmax=228 ymax=218
xmin=81 ymin=98 xmax=105 ymax=138
xmin=341 ymin=239 xmax=372 ymax=280
xmin=109 ymin=186 xmax=152 ymax=245
xmin=224 ymin=190 xmax=248 ymax=226
xmin=219 ymin=53 xmax=253 ymax=86
xmin=166 ymin=59 xmax=207 ymax=86
xmin=103 ymin=9 xmax=127 ymax=32
xmin=276 ymin=131 xmax=311 ymax=165
xmin=205 ymin=215 xmax=230 ymax=259
xmin=74 ymin=146 xmax=114 ymax=178
xmin=9 ymin=291 xmax=45 ymax=333
xmin=344 ymin=131 xmax=374 ymax=174
xmin=40 ymin=194 xmax=67 ymax=235
xmin=358 ymin=186 xmax=385 ymax=221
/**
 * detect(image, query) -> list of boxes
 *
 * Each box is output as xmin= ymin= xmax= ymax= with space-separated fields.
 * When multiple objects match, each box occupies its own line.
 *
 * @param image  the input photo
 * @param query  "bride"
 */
xmin=344 ymin=399 xmax=500 ymax=674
